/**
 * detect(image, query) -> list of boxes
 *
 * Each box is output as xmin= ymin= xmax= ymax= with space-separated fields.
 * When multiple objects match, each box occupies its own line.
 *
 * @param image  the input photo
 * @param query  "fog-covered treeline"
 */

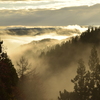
xmin=40 ymin=27 xmax=100 ymax=73
xmin=0 ymin=41 xmax=46 ymax=100
xmin=1 ymin=25 xmax=86 ymax=55
xmin=1 ymin=27 xmax=100 ymax=100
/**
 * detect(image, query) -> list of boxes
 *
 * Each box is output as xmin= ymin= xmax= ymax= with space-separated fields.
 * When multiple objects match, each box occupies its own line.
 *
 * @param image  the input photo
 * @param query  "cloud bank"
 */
xmin=0 ymin=0 xmax=100 ymax=10
xmin=0 ymin=25 xmax=87 ymax=54
xmin=0 ymin=4 xmax=100 ymax=26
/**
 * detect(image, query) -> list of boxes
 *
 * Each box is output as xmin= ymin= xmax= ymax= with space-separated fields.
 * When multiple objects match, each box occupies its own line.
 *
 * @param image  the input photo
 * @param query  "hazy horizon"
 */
xmin=0 ymin=25 xmax=88 ymax=54
xmin=0 ymin=0 xmax=100 ymax=100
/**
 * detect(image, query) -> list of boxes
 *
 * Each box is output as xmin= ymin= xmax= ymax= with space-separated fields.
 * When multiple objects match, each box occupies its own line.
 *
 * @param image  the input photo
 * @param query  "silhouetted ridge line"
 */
xmin=40 ymin=27 xmax=100 ymax=73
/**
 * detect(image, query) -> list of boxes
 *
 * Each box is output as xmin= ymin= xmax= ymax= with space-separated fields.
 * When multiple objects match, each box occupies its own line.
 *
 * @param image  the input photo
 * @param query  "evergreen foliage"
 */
xmin=58 ymin=90 xmax=79 ymax=100
xmin=58 ymin=46 xmax=100 ymax=100
xmin=41 ymin=27 xmax=100 ymax=72
xmin=88 ymin=45 xmax=99 ymax=71
xmin=0 ymin=41 xmax=18 ymax=100
xmin=71 ymin=59 xmax=87 ymax=100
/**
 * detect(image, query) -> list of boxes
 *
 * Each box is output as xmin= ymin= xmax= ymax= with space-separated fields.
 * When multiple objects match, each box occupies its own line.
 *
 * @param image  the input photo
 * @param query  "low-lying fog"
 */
xmin=1 ymin=25 xmax=87 ymax=54
xmin=0 ymin=25 xmax=88 ymax=100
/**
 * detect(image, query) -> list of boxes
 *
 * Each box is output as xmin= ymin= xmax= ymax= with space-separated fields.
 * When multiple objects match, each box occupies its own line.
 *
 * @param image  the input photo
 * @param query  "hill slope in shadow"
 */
xmin=40 ymin=27 xmax=100 ymax=73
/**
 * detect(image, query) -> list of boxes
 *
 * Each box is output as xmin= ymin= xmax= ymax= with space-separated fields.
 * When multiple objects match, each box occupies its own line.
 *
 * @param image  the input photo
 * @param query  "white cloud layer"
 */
xmin=0 ymin=25 xmax=87 ymax=54
xmin=0 ymin=0 xmax=100 ymax=10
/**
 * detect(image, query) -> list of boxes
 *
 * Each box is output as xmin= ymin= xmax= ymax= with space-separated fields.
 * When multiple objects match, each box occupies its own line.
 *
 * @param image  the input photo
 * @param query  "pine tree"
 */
xmin=0 ymin=40 xmax=18 ymax=99
xmin=71 ymin=59 xmax=87 ymax=100
xmin=88 ymin=45 xmax=99 ymax=72
xmin=58 ymin=90 xmax=70 ymax=100
xmin=88 ymin=46 xmax=100 ymax=100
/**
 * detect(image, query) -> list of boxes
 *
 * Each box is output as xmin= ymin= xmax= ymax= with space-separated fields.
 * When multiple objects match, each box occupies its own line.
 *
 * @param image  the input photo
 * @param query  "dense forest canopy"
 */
xmin=40 ymin=27 xmax=100 ymax=73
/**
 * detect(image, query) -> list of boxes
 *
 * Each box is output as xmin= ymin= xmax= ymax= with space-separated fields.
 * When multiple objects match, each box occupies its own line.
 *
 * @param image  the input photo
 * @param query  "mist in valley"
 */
xmin=1 ymin=25 xmax=100 ymax=100
xmin=1 ymin=0 xmax=100 ymax=100
xmin=0 ymin=25 xmax=87 ymax=99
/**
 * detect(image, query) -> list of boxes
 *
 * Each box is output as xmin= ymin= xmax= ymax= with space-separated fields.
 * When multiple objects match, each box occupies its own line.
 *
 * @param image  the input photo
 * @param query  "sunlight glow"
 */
xmin=65 ymin=25 xmax=88 ymax=32
xmin=0 ymin=25 xmax=88 ymax=54
xmin=0 ymin=0 xmax=100 ymax=10
xmin=34 ymin=35 xmax=69 ymax=40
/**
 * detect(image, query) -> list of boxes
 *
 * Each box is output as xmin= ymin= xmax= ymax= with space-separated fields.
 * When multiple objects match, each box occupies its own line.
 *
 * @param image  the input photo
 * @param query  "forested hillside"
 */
xmin=1 ymin=27 xmax=100 ymax=100
xmin=41 ymin=27 xmax=100 ymax=72
xmin=0 ymin=40 xmax=46 ymax=100
xmin=58 ymin=40 xmax=100 ymax=100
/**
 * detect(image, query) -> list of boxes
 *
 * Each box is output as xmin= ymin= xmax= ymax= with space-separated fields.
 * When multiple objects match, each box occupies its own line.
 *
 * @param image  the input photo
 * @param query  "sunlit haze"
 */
xmin=0 ymin=25 xmax=87 ymax=54
xmin=0 ymin=0 xmax=100 ymax=100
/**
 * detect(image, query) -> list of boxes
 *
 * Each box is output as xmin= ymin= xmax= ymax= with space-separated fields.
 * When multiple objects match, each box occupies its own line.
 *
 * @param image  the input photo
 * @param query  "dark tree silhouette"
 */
xmin=88 ymin=46 xmax=99 ymax=72
xmin=58 ymin=46 xmax=100 ymax=100
xmin=16 ymin=56 xmax=30 ymax=80
xmin=0 ymin=40 xmax=18 ymax=100
xmin=88 ymin=46 xmax=100 ymax=100
xmin=71 ymin=59 xmax=87 ymax=100
xmin=58 ymin=90 xmax=79 ymax=100
xmin=58 ymin=90 xmax=70 ymax=100
xmin=41 ymin=27 xmax=100 ymax=73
